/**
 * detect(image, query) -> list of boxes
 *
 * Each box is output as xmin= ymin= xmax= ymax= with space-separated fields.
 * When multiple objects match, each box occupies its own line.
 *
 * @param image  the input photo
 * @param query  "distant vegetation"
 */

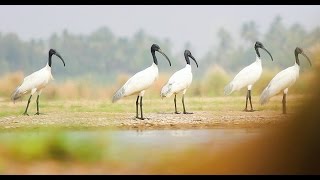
xmin=0 ymin=15 xmax=319 ymax=99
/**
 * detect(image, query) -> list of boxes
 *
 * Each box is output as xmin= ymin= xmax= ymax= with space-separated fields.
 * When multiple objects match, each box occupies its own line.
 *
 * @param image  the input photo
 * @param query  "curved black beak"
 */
xmin=301 ymin=52 xmax=312 ymax=67
xmin=54 ymin=52 xmax=66 ymax=67
xmin=189 ymin=54 xmax=198 ymax=68
xmin=157 ymin=49 xmax=171 ymax=66
xmin=261 ymin=47 xmax=273 ymax=61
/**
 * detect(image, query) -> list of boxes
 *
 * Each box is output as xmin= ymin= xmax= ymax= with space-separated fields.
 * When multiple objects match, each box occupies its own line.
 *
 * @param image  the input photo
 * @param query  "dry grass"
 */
xmin=0 ymin=65 xmax=315 ymax=102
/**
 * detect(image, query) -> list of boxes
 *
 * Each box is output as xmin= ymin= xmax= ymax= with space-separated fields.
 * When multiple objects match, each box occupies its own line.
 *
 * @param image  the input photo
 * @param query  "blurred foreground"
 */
xmin=0 ymin=93 xmax=317 ymax=174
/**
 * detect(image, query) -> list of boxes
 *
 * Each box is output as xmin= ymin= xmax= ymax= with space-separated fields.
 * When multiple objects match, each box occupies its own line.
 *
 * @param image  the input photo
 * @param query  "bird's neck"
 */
xmin=255 ymin=55 xmax=262 ymax=62
xmin=45 ymin=63 xmax=52 ymax=70
xmin=295 ymin=53 xmax=300 ymax=66
xmin=151 ymin=62 xmax=158 ymax=68
xmin=151 ymin=62 xmax=159 ymax=77
xmin=255 ymin=48 xmax=261 ymax=58
xmin=294 ymin=61 xmax=300 ymax=69
xmin=48 ymin=54 xmax=53 ymax=67
xmin=151 ymin=51 xmax=158 ymax=65
xmin=185 ymin=64 xmax=191 ymax=69
xmin=184 ymin=54 xmax=190 ymax=65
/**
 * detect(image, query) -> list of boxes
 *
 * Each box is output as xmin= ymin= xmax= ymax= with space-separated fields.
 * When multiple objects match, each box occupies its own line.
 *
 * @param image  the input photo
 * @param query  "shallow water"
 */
xmin=71 ymin=128 xmax=263 ymax=154
xmin=95 ymin=128 xmax=261 ymax=147
xmin=0 ymin=128 xmax=263 ymax=162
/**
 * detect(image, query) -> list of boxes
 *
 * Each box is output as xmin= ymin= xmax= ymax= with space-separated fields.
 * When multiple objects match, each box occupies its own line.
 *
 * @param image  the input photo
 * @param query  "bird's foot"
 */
xmin=243 ymin=109 xmax=254 ymax=112
xmin=136 ymin=117 xmax=150 ymax=120
xmin=175 ymin=112 xmax=181 ymax=114
xmin=23 ymin=112 xmax=29 ymax=116
xmin=34 ymin=112 xmax=44 ymax=115
xmin=183 ymin=112 xmax=193 ymax=114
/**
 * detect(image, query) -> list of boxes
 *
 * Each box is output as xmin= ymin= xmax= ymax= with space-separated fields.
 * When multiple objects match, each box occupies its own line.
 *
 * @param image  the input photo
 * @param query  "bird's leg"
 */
xmin=244 ymin=90 xmax=249 ymax=111
xmin=135 ymin=96 xmax=140 ymax=118
xmin=282 ymin=93 xmax=287 ymax=114
xmin=174 ymin=94 xmax=180 ymax=114
xmin=182 ymin=94 xmax=193 ymax=114
xmin=248 ymin=90 xmax=254 ymax=112
xmin=35 ymin=95 xmax=40 ymax=115
xmin=139 ymin=96 xmax=145 ymax=120
xmin=243 ymin=90 xmax=254 ymax=112
xmin=23 ymin=95 xmax=32 ymax=116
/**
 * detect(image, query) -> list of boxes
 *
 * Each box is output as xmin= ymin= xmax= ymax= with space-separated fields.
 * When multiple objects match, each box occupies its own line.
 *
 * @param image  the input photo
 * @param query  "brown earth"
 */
xmin=0 ymin=110 xmax=292 ymax=130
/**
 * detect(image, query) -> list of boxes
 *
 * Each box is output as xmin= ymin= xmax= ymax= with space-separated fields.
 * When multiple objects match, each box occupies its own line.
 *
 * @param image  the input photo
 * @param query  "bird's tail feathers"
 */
xmin=112 ymin=87 xmax=125 ymax=103
xmin=260 ymin=88 xmax=270 ymax=105
xmin=160 ymin=83 xmax=173 ymax=99
xmin=11 ymin=86 xmax=25 ymax=103
xmin=224 ymin=82 xmax=234 ymax=96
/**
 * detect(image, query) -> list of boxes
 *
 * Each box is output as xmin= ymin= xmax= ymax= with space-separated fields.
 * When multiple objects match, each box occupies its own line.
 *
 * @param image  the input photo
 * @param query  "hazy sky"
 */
xmin=0 ymin=5 xmax=319 ymax=57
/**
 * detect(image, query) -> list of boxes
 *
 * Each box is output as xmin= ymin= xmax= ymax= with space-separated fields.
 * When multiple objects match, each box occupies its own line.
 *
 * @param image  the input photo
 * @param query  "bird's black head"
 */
xmin=184 ymin=50 xmax=192 ymax=57
xmin=49 ymin=49 xmax=57 ymax=56
xmin=254 ymin=41 xmax=273 ymax=61
xmin=295 ymin=47 xmax=312 ymax=67
xmin=151 ymin=44 xmax=161 ymax=52
xmin=150 ymin=44 xmax=171 ymax=66
xmin=254 ymin=41 xmax=264 ymax=49
xmin=295 ymin=47 xmax=303 ymax=55
xmin=184 ymin=50 xmax=198 ymax=68
xmin=48 ymin=49 xmax=65 ymax=67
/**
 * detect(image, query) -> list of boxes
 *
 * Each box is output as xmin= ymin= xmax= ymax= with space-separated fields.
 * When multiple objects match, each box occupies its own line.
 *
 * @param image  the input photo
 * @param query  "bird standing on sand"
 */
xmin=260 ymin=47 xmax=312 ymax=114
xmin=160 ymin=50 xmax=198 ymax=114
xmin=112 ymin=44 xmax=171 ymax=120
xmin=11 ymin=49 xmax=66 ymax=115
xmin=224 ymin=41 xmax=273 ymax=112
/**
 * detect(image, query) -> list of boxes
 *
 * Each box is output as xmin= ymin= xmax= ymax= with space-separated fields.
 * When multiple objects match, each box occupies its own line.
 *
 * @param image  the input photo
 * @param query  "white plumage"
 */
xmin=112 ymin=44 xmax=171 ymax=120
xmin=224 ymin=56 xmax=262 ymax=95
xmin=260 ymin=47 xmax=311 ymax=114
xmin=260 ymin=65 xmax=299 ymax=105
xmin=160 ymin=65 xmax=192 ymax=98
xmin=11 ymin=65 xmax=54 ymax=102
xmin=224 ymin=41 xmax=273 ymax=111
xmin=113 ymin=63 xmax=159 ymax=103
xmin=11 ymin=49 xmax=65 ymax=115
xmin=161 ymin=50 xmax=198 ymax=114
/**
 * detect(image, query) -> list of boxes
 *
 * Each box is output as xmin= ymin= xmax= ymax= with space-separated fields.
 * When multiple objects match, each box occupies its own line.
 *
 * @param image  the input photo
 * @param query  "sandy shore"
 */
xmin=1 ymin=96 xmax=305 ymax=130
xmin=0 ymin=110 xmax=292 ymax=130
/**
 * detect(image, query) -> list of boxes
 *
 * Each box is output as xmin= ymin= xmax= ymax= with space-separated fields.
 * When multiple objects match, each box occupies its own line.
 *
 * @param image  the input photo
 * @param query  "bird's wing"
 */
xmin=224 ymin=63 xmax=258 ymax=95
xmin=112 ymin=67 xmax=156 ymax=102
xmin=161 ymin=79 xmax=183 ymax=98
xmin=11 ymin=70 xmax=40 ymax=102
xmin=260 ymin=67 xmax=297 ymax=105
xmin=161 ymin=69 xmax=190 ymax=98
xmin=233 ymin=63 xmax=258 ymax=84
xmin=160 ymin=82 xmax=172 ymax=98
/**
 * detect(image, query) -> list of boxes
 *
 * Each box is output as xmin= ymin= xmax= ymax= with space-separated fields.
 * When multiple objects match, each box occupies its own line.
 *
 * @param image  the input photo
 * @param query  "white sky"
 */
xmin=0 ymin=5 xmax=319 ymax=57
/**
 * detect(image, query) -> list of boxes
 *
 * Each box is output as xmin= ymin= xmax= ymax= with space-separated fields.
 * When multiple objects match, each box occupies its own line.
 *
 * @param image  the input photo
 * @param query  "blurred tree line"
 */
xmin=202 ymin=16 xmax=320 ymax=75
xmin=0 ymin=15 xmax=319 ymax=84
xmin=0 ymin=27 xmax=176 ymax=84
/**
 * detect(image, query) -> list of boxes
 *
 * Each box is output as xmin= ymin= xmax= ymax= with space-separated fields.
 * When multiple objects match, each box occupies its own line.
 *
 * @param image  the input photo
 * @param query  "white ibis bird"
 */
xmin=11 ymin=49 xmax=65 ymax=115
xmin=112 ymin=44 xmax=171 ymax=120
xmin=160 ymin=50 xmax=198 ymax=114
xmin=260 ymin=47 xmax=311 ymax=114
xmin=224 ymin=41 xmax=273 ymax=112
